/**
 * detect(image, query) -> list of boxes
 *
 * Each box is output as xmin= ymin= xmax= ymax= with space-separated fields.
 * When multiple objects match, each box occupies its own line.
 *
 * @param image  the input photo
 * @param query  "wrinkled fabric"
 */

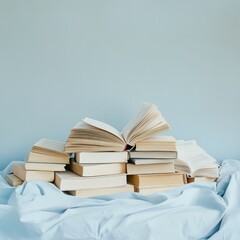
xmin=0 ymin=160 xmax=239 ymax=240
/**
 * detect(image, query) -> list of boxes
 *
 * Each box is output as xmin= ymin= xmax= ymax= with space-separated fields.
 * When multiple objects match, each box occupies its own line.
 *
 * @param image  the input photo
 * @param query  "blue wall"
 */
xmin=1 ymin=0 xmax=240 ymax=170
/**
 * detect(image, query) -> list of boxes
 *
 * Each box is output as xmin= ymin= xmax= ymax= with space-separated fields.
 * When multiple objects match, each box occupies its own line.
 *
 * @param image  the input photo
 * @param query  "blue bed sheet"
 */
xmin=0 ymin=160 xmax=240 ymax=240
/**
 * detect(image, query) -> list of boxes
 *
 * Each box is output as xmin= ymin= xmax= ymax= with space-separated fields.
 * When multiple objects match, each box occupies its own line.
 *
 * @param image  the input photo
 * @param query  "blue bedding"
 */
xmin=0 ymin=160 xmax=240 ymax=240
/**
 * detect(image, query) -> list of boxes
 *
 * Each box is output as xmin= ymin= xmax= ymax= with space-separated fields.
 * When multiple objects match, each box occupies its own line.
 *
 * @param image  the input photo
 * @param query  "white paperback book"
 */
xmin=175 ymin=140 xmax=219 ymax=178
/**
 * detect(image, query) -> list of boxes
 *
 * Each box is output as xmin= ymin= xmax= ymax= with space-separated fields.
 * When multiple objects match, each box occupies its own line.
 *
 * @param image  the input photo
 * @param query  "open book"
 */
xmin=175 ymin=140 xmax=219 ymax=178
xmin=65 ymin=103 xmax=170 ymax=153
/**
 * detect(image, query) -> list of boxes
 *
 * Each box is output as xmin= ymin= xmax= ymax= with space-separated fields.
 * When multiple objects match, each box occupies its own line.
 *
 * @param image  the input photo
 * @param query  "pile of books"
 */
xmin=58 ymin=102 xmax=163 ymax=197
xmin=6 ymin=103 xmax=219 ymax=197
xmin=55 ymin=151 xmax=134 ymax=197
xmin=127 ymin=136 xmax=187 ymax=194
xmin=8 ymin=139 xmax=69 ymax=186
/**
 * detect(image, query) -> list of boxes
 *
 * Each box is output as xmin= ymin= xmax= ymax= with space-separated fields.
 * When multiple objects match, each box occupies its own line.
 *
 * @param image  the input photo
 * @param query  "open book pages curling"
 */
xmin=65 ymin=103 xmax=170 ymax=153
xmin=175 ymin=140 xmax=219 ymax=178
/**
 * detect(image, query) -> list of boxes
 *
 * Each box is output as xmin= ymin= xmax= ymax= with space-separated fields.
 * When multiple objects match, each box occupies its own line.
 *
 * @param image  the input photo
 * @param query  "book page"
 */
xmin=176 ymin=140 xmax=219 ymax=175
xmin=122 ymin=103 xmax=154 ymax=139
xmin=83 ymin=117 xmax=124 ymax=142
xmin=33 ymin=139 xmax=65 ymax=153
xmin=122 ymin=103 xmax=170 ymax=145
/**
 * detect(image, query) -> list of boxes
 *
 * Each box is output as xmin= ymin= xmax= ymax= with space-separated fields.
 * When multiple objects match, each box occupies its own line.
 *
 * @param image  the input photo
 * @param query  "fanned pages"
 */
xmin=33 ymin=139 xmax=66 ymax=155
xmin=175 ymin=140 xmax=219 ymax=178
xmin=65 ymin=103 xmax=170 ymax=153
xmin=122 ymin=103 xmax=170 ymax=145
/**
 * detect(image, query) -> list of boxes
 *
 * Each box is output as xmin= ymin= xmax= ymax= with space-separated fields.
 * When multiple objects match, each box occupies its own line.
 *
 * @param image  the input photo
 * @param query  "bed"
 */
xmin=0 ymin=159 xmax=240 ymax=240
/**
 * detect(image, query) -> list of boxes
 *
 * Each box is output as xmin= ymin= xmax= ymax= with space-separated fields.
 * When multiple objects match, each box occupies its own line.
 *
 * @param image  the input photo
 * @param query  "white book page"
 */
xmin=176 ymin=140 xmax=218 ymax=173
xmin=122 ymin=103 xmax=157 ymax=142
xmin=33 ymin=139 xmax=65 ymax=152
xmin=83 ymin=117 xmax=124 ymax=142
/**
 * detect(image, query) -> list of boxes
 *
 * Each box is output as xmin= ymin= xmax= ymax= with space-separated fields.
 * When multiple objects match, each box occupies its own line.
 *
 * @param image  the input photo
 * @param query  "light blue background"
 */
xmin=0 ymin=0 xmax=240 ymax=170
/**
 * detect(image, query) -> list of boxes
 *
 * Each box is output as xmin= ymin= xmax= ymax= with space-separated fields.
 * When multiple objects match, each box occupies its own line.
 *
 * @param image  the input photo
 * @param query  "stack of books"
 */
xmin=56 ymin=103 xmax=173 ymax=197
xmin=54 ymin=151 xmax=134 ymax=197
xmin=127 ymin=136 xmax=187 ymax=194
xmin=9 ymin=139 xmax=69 ymax=186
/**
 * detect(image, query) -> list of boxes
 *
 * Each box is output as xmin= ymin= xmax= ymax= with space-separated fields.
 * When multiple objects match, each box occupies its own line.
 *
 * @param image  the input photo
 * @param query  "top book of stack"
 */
xmin=27 ymin=139 xmax=70 ymax=164
xmin=64 ymin=103 xmax=170 ymax=153
xmin=135 ymin=135 xmax=176 ymax=151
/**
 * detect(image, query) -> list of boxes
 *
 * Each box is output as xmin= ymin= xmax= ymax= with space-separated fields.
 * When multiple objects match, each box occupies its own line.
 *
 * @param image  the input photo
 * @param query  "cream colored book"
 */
xmin=135 ymin=136 xmax=176 ymax=151
xmin=13 ymin=163 xmax=54 ymax=182
xmin=134 ymin=186 xmax=180 ymax=195
xmin=68 ymin=161 xmax=126 ymax=177
xmin=129 ymin=151 xmax=177 ymax=159
xmin=68 ymin=184 xmax=134 ymax=197
xmin=187 ymin=176 xmax=217 ymax=183
xmin=175 ymin=140 xmax=219 ymax=178
xmin=65 ymin=103 xmax=170 ymax=153
xmin=75 ymin=151 xmax=128 ymax=164
xmin=128 ymin=158 xmax=175 ymax=165
xmin=27 ymin=152 xmax=70 ymax=164
xmin=6 ymin=173 xmax=23 ymax=187
xmin=55 ymin=171 xmax=127 ymax=191
xmin=127 ymin=163 xmax=175 ymax=175
xmin=27 ymin=139 xmax=70 ymax=164
xmin=127 ymin=173 xmax=187 ymax=188
xmin=25 ymin=162 xmax=66 ymax=171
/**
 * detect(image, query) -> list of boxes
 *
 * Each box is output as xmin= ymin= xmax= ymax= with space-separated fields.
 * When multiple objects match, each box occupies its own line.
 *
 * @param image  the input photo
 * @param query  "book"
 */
xmin=175 ymin=140 xmax=219 ymax=178
xmin=13 ymin=163 xmax=54 ymax=182
xmin=27 ymin=139 xmax=70 ymax=164
xmin=64 ymin=103 xmax=170 ymax=153
xmin=134 ymin=186 xmax=180 ymax=195
xmin=127 ymin=173 xmax=187 ymax=188
xmin=135 ymin=135 xmax=176 ymax=151
xmin=128 ymin=158 xmax=176 ymax=165
xmin=25 ymin=162 xmax=66 ymax=171
xmin=67 ymin=184 xmax=134 ymax=197
xmin=6 ymin=173 xmax=23 ymax=187
xmin=187 ymin=176 xmax=217 ymax=183
xmin=129 ymin=151 xmax=177 ymax=159
xmin=127 ymin=163 xmax=175 ymax=175
xmin=75 ymin=151 xmax=128 ymax=164
xmin=55 ymin=171 xmax=127 ymax=191
xmin=68 ymin=161 xmax=126 ymax=177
